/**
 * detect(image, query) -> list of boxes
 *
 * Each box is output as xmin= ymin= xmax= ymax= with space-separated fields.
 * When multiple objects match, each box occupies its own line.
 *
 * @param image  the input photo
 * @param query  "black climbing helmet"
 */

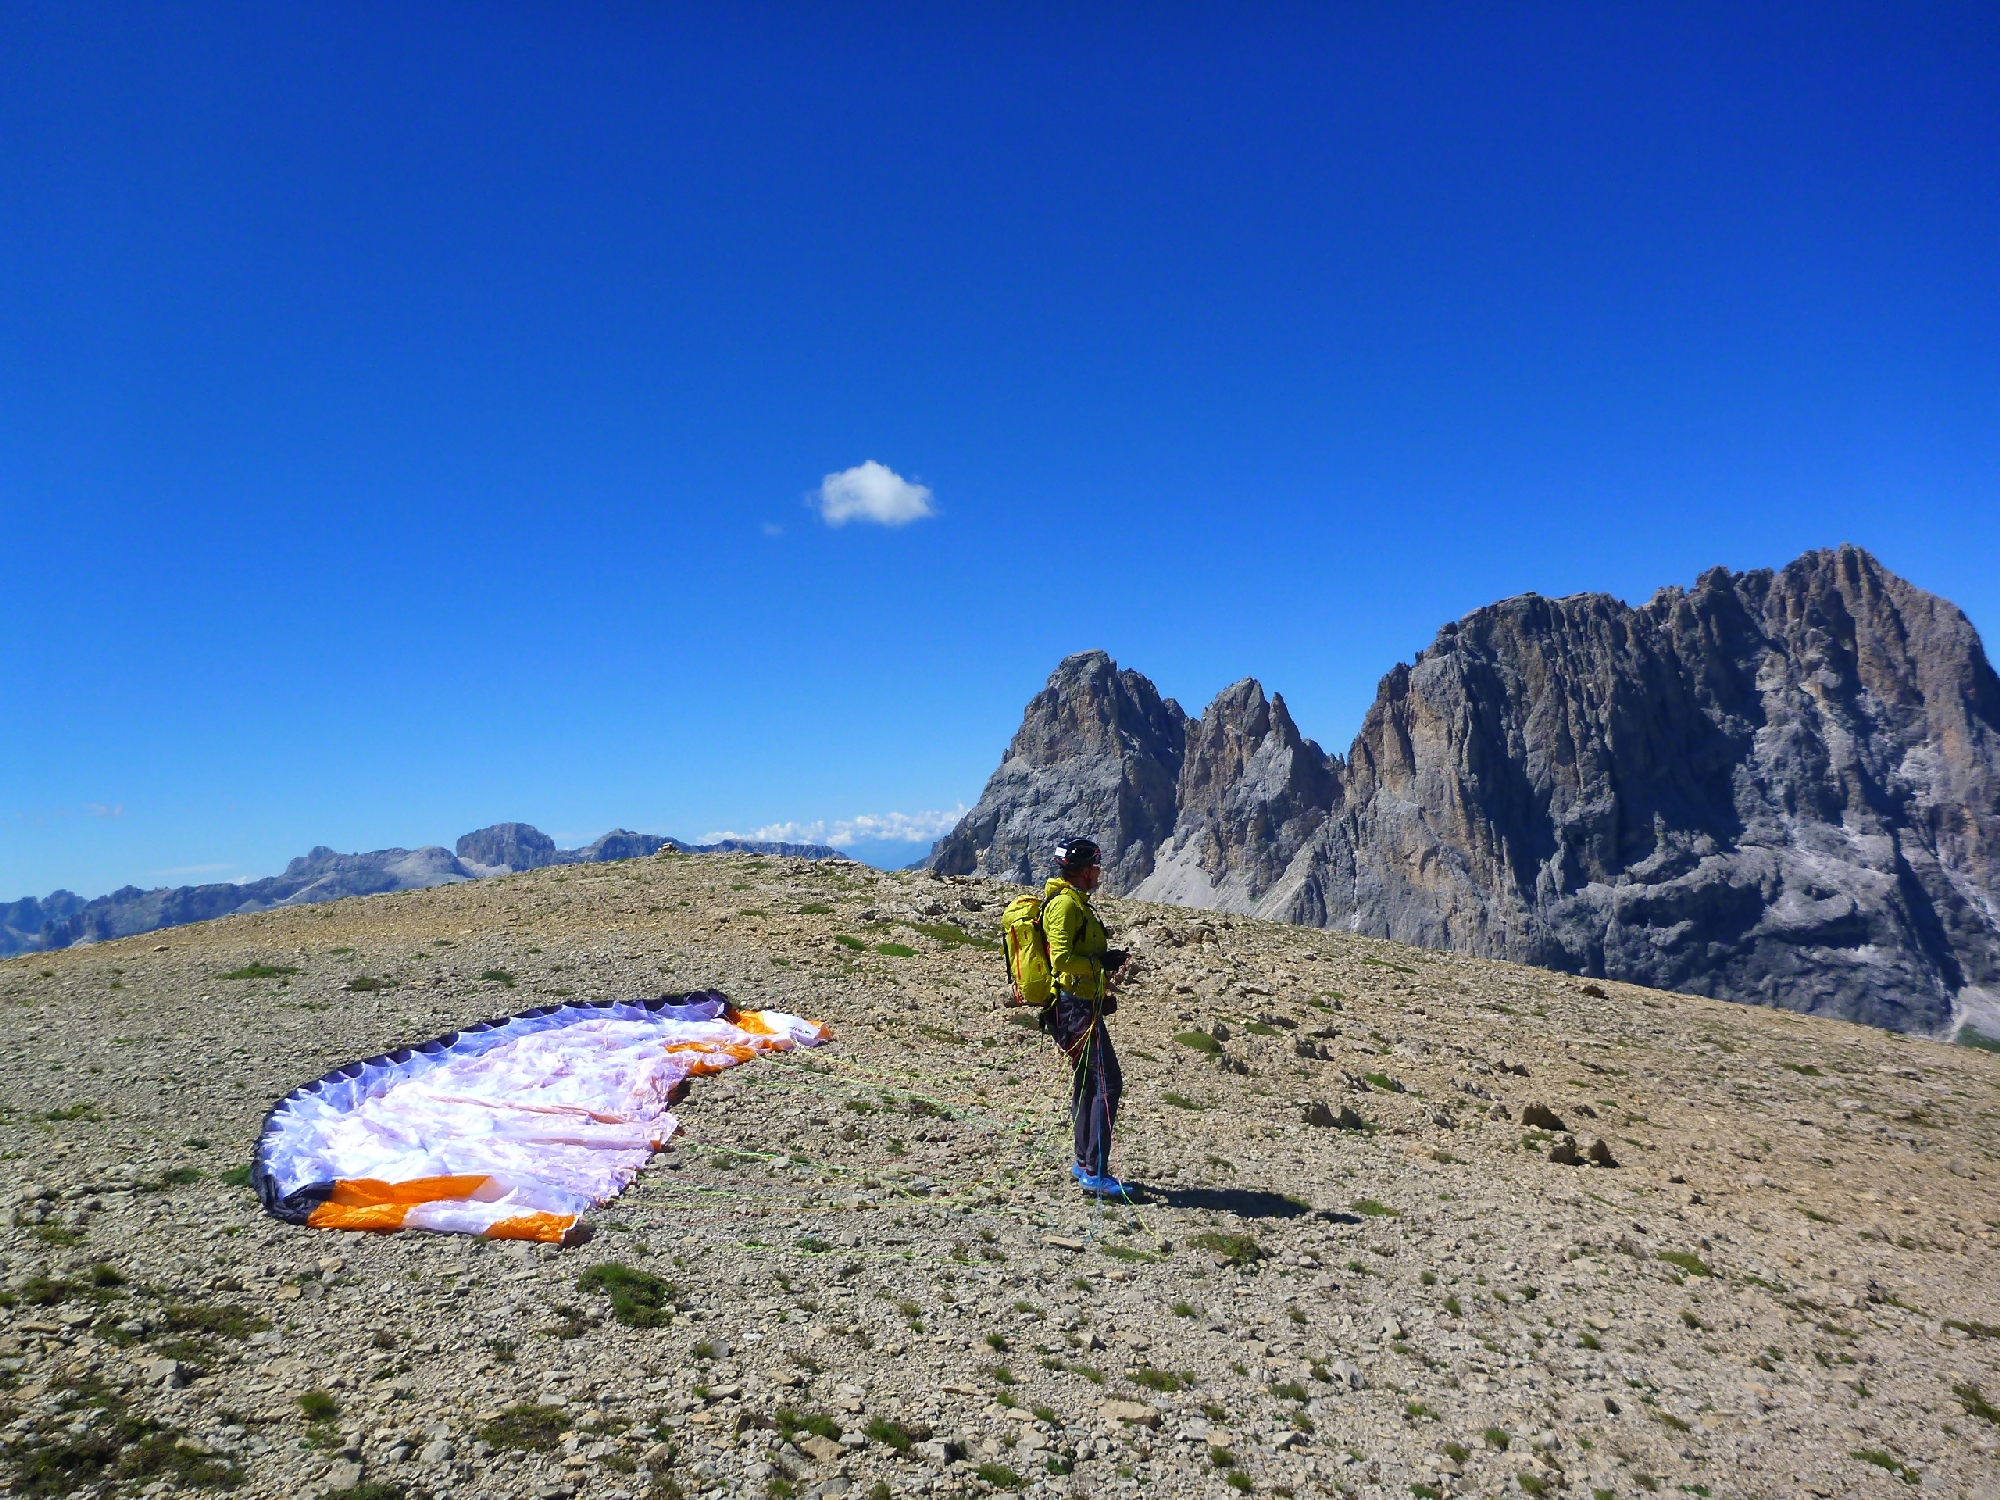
xmin=1053 ymin=836 xmax=1101 ymax=875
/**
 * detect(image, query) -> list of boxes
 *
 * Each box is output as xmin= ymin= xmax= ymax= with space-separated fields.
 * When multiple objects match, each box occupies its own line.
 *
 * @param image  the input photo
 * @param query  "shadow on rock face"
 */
xmin=1138 ymin=1185 xmax=1317 ymax=1220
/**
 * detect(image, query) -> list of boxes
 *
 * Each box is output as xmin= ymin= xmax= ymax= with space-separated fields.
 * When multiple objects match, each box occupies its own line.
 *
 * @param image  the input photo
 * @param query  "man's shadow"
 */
xmin=1135 ymin=1185 xmax=1360 ymax=1223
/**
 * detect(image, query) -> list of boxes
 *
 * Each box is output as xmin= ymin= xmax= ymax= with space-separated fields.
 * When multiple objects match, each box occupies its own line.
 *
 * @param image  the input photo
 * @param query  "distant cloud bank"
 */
xmin=810 ymin=461 xmax=935 ymax=527
xmin=704 ymin=805 xmax=967 ymax=847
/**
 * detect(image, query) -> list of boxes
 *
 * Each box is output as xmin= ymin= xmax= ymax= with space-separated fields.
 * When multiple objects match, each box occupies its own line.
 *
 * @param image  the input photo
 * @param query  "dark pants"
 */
xmin=1051 ymin=990 xmax=1122 ymax=1179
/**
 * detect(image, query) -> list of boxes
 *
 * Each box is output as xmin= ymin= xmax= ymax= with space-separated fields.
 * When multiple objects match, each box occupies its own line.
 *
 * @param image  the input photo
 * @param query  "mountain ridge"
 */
xmin=929 ymin=545 xmax=2000 ymax=1040
xmin=0 ymin=824 xmax=846 ymax=957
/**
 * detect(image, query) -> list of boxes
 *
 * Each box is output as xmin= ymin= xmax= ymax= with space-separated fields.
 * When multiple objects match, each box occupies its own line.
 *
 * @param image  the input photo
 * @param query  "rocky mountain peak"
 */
xmin=1133 ymin=679 xmax=1340 ymax=910
xmin=456 ymin=822 xmax=560 ymax=872
xmin=926 ymin=650 xmax=1187 ymax=890
xmin=931 ymin=548 xmax=2000 ymax=1038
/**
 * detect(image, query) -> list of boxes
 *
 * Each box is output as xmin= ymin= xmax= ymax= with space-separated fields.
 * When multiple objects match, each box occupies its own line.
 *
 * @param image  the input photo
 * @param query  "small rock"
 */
xmin=1101 ymin=1400 xmax=1161 ymax=1427
xmin=419 ymin=1439 xmax=454 ymax=1465
xmin=642 ymin=1442 xmax=674 ymax=1467
xmin=1327 ymin=1360 xmax=1364 ymax=1390
xmin=1520 ymin=1102 xmax=1565 ymax=1131
xmin=1586 ymin=1136 xmax=1619 ymax=1168
xmin=1548 ymin=1133 xmax=1581 ymax=1166
xmin=324 ymin=1460 xmax=364 ymax=1490
xmin=799 ymin=1433 xmax=845 ymax=1464
xmin=1302 ymin=1101 xmax=1337 ymax=1128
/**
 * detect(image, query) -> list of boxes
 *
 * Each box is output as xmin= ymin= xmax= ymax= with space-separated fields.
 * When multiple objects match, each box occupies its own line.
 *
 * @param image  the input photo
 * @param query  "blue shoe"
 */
xmin=1071 ymin=1162 xmax=1091 ymax=1188
xmin=1079 ymin=1171 xmax=1129 ymax=1198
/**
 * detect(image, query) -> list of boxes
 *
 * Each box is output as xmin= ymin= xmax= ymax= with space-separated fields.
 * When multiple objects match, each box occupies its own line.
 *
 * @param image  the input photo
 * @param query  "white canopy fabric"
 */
xmin=252 ymin=992 xmax=827 ymax=1241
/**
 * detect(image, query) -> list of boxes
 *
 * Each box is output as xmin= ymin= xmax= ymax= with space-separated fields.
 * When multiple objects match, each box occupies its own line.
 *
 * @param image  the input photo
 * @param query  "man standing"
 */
xmin=1043 ymin=837 xmax=1128 ymax=1197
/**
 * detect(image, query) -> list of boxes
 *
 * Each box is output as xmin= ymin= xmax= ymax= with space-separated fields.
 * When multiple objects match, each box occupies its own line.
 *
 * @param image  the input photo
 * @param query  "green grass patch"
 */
xmin=863 ymin=1416 xmax=918 ymax=1452
xmin=1173 ymin=1031 xmax=1222 ymax=1054
xmin=45 ymin=1102 xmax=104 ymax=1122
xmin=1656 ymin=1251 xmax=1713 ymax=1278
xmin=1130 ymin=1367 xmax=1187 ymax=1393
xmin=478 ymin=1404 xmax=569 ymax=1451
xmin=1161 ymin=1092 xmax=1207 ymax=1110
xmin=974 ymin=1463 xmax=1024 ymax=1490
xmin=875 ymin=942 xmax=918 ymax=958
xmin=1353 ymin=1198 xmax=1400 ymax=1217
xmin=775 ymin=1408 xmax=841 ymax=1442
xmin=298 ymin=1389 xmax=340 ymax=1421
xmin=163 ymin=1304 xmax=269 ymax=1341
xmin=1850 ymin=1449 xmax=1920 ymax=1485
xmin=1953 ymin=1382 xmax=1999 ymax=1426
xmin=1099 ymin=1243 xmax=1156 ymax=1263
xmin=900 ymin=920 xmax=1001 ymax=952
xmin=1362 ymin=1072 xmax=1404 ymax=1093
xmin=833 ymin=934 xmax=869 ymax=951
xmin=479 ymin=969 xmax=516 ymax=988
xmin=344 ymin=975 xmax=396 ymax=992
xmin=1189 ymin=1230 xmax=1264 ymax=1265
xmin=578 ymin=1262 xmax=676 ymax=1327
xmin=1956 ymin=1029 xmax=2000 ymax=1054
xmin=219 ymin=964 xmax=298 ymax=980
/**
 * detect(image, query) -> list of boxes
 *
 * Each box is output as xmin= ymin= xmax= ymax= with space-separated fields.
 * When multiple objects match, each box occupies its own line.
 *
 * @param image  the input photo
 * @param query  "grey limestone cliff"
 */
xmin=929 ymin=547 xmax=2000 ymax=1037
xmin=927 ymin=651 xmax=1188 ymax=891
xmin=1133 ymin=678 xmax=1340 ymax=911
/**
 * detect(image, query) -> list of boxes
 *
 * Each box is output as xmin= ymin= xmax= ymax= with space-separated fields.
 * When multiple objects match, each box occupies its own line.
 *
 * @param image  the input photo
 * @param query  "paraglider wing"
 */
xmin=251 ymin=991 xmax=828 ymax=1243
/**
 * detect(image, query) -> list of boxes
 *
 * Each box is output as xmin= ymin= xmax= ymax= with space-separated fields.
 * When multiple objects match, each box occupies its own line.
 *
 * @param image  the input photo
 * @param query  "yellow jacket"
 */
xmin=1043 ymin=877 xmax=1109 ymax=1001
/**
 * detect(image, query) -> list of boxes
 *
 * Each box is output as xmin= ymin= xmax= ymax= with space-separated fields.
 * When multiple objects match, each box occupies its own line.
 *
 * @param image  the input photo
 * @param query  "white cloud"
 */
xmin=761 ymin=522 xmax=784 ymax=537
xmin=810 ymin=460 xmax=936 ymax=527
xmin=704 ymin=805 xmax=967 ymax=847
xmin=83 ymin=802 xmax=124 ymax=819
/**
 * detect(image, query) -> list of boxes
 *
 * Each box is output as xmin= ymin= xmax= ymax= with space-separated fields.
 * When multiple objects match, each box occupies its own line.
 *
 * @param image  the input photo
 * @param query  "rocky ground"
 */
xmin=1 ymin=851 xmax=1997 ymax=1500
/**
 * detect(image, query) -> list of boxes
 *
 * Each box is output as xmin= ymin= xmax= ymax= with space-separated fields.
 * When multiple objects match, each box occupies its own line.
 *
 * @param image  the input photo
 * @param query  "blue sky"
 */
xmin=4 ymin=3 xmax=1995 ymax=897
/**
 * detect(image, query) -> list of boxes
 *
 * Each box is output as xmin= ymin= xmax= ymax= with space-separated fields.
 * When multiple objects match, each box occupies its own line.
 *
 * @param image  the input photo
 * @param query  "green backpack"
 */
xmin=1000 ymin=893 xmax=1055 ymax=1010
